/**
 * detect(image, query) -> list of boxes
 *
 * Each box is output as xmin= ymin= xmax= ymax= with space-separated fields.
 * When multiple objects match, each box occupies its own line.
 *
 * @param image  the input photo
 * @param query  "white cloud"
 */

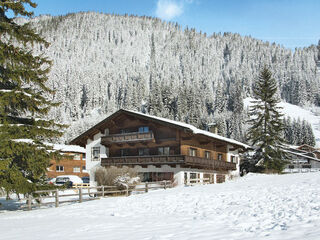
xmin=155 ymin=0 xmax=184 ymax=21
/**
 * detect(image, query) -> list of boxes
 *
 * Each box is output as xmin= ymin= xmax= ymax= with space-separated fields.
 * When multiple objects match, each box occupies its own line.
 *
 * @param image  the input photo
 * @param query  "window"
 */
xmin=82 ymin=166 xmax=86 ymax=170
xmin=158 ymin=147 xmax=170 ymax=155
xmin=73 ymin=166 xmax=80 ymax=173
xmin=92 ymin=147 xmax=100 ymax=161
xmin=120 ymin=148 xmax=130 ymax=156
xmin=189 ymin=148 xmax=197 ymax=157
xmin=205 ymin=151 xmax=211 ymax=159
xmin=138 ymin=126 xmax=149 ymax=133
xmin=218 ymin=153 xmax=223 ymax=161
xmin=231 ymin=156 xmax=236 ymax=163
xmin=73 ymin=154 xmax=81 ymax=160
xmin=104 ymin=128 xmax=109 ymax=135
xmin=120 ymin=129 xmax=130 ymax=134
xmin=138 ymin=148 xmax=149 ymax=156
xmin=56 ymin=165 xmax=64 ymax=172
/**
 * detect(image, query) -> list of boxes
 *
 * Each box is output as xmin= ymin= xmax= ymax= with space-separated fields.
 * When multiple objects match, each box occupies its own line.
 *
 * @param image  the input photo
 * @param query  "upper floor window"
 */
xmin=120 ymin=148 xmax=130 ymax=157
xmin=158 ymin=147 xmax=170 ymax=155
xmin=139 ymin=126 xmax=149 ymax=133
xmin=205 ymin=151 xmax=211 ymax=159
xmin=73 ymin=166 xmax=80 ymax=173
xmin=120 ymin=129 xmax=130 ymax=134
xmin=231 ymin=156 xmax=236 ymax=163
xmin=73 ymin=154 xmax=81 ymax=160
xmin=92 ymin=147 xmax=100 ymax=161
xmin=138 ymin=148 xmax=150 ymax=156
xmin=56 ymin=165 xmax=64 ymax=172
xmin=218 ymin=153 xmax=223 ymax=161
xmin=189 ymin=148 xmax=197 ymax=157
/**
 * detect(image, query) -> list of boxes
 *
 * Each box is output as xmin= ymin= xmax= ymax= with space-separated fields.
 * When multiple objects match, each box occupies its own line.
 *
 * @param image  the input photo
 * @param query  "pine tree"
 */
xmin=247 ymin=67 xmax=287 ymax=173
xmin=0 ymin=1 xmax=64 ymax=197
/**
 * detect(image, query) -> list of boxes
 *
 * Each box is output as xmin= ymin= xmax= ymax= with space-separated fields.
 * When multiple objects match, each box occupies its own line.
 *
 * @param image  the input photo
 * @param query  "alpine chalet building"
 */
xmin=70 ymin=109 xmax=250 ymax=185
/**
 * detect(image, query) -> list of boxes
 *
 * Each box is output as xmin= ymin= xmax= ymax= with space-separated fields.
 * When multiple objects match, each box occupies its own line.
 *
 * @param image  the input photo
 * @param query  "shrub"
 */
xmin=94 ymin=166 xmax=140 ymax=189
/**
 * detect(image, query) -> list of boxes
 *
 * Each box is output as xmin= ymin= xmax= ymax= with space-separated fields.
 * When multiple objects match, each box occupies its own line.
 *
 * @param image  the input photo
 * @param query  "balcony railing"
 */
xmin=101 ymin=155 xmax=236 ymax=171
xmin=101 ymin=131 xmax=154 ymax=145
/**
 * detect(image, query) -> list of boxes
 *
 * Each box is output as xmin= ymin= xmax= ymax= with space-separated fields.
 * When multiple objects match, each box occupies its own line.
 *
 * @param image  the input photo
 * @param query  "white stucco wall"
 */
xmin=226 ymin=144 xmax=241 ymax=180
xmin=86 ymin=132 xmax=108 ymax=186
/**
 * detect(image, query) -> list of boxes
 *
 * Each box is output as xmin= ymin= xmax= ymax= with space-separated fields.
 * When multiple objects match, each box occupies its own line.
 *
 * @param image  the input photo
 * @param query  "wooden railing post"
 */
xmin=55 ymin=189 xmax=59 ymax=208
xmin=28 ymin=194 xmax=32 ymax=211
xmin=145 ymin=182 xmax=148 ymax=193
xmin=102 ymin=186 xmax=105 ymax=197
xmin=79 ymin=188 xmax=83 ymax=203
xmin=126 ymin=185 xmax=129 ymax=197
xmin=164 ymin=181 xmax=167 ymax=190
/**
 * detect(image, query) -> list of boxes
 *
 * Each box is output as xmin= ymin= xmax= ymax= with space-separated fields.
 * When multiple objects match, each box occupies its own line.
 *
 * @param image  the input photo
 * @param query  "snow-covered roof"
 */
xmin=124 ymin=109 xmax=251 ymax=149
xmin=283 ymin=149 xmax=320 ymax=162
xmin=71 ymin=109 xmax=251 ymax=149
xmin=52 ymin=144 xmax=86 ymax=153
xmin=12 ymin=139 xmax=85 ymax=154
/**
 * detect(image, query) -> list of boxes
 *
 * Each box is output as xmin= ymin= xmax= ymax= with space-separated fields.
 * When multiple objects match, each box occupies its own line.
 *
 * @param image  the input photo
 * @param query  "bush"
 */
xmin=94 ymin=166 xmax=140 ymax=189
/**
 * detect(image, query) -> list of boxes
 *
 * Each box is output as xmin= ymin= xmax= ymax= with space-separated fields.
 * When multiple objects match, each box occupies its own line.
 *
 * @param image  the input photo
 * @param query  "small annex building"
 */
xmin=283 ymin=144 xmax=320 ymax=173
xmin=70 ymin=109 xmax=250 ymax=185
xmin=47 ymin=144 xmax=88 ymax=178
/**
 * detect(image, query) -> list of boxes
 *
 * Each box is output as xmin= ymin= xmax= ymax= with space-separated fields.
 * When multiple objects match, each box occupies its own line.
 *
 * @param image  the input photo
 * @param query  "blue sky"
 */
xmin=24 ymin=0 xmax=320 ymax=49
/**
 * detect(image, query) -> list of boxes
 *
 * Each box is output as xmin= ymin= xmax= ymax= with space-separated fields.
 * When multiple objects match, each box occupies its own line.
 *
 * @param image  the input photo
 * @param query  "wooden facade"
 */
xmin=70 ymin=109 xmax=249 ymax=184
xmin=48 ymin=152 xmax=89 ymax=178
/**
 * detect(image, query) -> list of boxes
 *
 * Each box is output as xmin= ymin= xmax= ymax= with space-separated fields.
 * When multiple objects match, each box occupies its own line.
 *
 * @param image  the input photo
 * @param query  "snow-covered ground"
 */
xmin=244 ymin=97 xmax=320 ymax=147
xmin=1 ymin=173 xmax=320 ymax=240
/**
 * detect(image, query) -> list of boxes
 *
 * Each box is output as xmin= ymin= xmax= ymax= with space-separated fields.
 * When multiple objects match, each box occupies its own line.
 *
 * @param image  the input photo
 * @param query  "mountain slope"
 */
xmin=22 ymin=12 xmax=320 ymax=142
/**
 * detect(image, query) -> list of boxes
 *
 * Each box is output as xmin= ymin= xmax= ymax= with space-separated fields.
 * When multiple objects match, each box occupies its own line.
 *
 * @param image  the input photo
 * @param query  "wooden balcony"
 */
xmin=101 ymin=131 xmax=155 ymax=145
xmin=101 ymin=155 xmax=236 ymax=171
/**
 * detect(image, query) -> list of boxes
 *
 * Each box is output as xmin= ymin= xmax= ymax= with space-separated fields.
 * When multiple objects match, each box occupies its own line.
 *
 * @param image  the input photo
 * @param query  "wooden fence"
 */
xmin=21 ymin=181 xmax=172 ymax=211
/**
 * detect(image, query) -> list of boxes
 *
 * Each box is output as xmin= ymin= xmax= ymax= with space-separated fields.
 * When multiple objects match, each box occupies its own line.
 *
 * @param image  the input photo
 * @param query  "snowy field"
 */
xmin=1 ymin=173 xmax=320 ymax=240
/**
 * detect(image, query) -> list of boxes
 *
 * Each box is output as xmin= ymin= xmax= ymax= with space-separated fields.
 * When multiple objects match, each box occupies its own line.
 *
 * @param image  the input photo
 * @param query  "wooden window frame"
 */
xmin=56 ymin=165 xmax=64 ymax=172
xmin=189 ymin=148 xmax=197 ymax=157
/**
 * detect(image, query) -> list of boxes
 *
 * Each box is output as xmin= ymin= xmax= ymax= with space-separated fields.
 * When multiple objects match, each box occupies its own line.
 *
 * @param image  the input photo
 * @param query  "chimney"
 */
xmin=207 ymin=123 xmax=218 ymax=135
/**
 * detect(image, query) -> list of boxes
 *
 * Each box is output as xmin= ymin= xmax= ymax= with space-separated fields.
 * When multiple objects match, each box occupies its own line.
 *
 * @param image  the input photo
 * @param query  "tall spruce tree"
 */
xmin=247 ymin=67 xmax=287 ymax=172
xmin=0 ymin=1 xmax=63 ymax=197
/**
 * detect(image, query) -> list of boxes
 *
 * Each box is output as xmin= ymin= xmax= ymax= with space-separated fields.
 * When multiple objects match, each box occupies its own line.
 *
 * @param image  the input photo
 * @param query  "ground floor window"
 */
xmin=56 ymin=165 xmax=64 ymax=172
xmin=73 ymin=166 xmax=80 ymax=173
xmin=141 ymin=172 xmax=173 ymax=182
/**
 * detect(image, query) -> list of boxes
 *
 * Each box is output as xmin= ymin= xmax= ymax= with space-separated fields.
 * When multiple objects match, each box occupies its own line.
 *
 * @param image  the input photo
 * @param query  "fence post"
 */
xmin=102 ymin=186 xmax=105 ymax=197
xmin=145 ymin=182 xmax=148 ymax=193
xmin=79 ymin=188 xmax=83 ymax=203
xmin=55 ymin=189 xmax=59 ymax=208
xmin=164 ymin=181 xmax=167 ymax=190
xmin=28 ymin=194 xmax=32 ymax=211
xmin=126 ymin=185 xmax=129 ymax=197
xmin=38 ymin=196 xmax=42 ymax=207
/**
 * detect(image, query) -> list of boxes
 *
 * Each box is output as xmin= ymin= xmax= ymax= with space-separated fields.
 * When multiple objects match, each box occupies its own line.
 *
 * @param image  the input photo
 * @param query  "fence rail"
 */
xmin=21 ymin=181 xmax=172 ymax=211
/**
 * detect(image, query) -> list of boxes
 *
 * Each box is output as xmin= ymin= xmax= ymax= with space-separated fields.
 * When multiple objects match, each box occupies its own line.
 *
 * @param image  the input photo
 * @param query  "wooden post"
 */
xmin=55 ymin=189 xmax=59 ymax=208
xmin=79 ymin=188 xmax=83 ymax=203
xmin=164 ymin=181 xmax=167 ymax=190
xmin=125 ymin=185 xmax=129 ymax=197
xmin=102 ymin=186 xmax=105 ymax=197
xmin=28 ymin=194 xmax=32 ymax=211
xmin=145 ymin=182 xmax=148 ymax=193
xmin=38 ymin=196 xmax=42 ymax=207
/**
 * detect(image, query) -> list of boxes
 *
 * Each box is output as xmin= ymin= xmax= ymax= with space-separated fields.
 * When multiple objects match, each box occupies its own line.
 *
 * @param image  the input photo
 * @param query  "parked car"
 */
xmin=55 ymin=175 xmax=83 ymax=188
xmin=46 ymin=178 xmax=56 ymax=185
xmin=81 ymin=176 xmax=90 ymax=184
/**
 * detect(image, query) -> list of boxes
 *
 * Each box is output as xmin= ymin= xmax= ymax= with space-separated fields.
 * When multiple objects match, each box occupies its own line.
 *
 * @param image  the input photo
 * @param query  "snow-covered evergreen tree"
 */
xmin=0 ymin=1 xmax=64 ymax=196
xmin=247 ymin=67 xmax=287 ymax=172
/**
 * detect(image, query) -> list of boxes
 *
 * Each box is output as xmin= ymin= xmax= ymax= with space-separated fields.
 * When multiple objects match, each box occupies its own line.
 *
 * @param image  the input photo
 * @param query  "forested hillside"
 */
xmin=22 ymin=12 xmax=320 ymax=142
